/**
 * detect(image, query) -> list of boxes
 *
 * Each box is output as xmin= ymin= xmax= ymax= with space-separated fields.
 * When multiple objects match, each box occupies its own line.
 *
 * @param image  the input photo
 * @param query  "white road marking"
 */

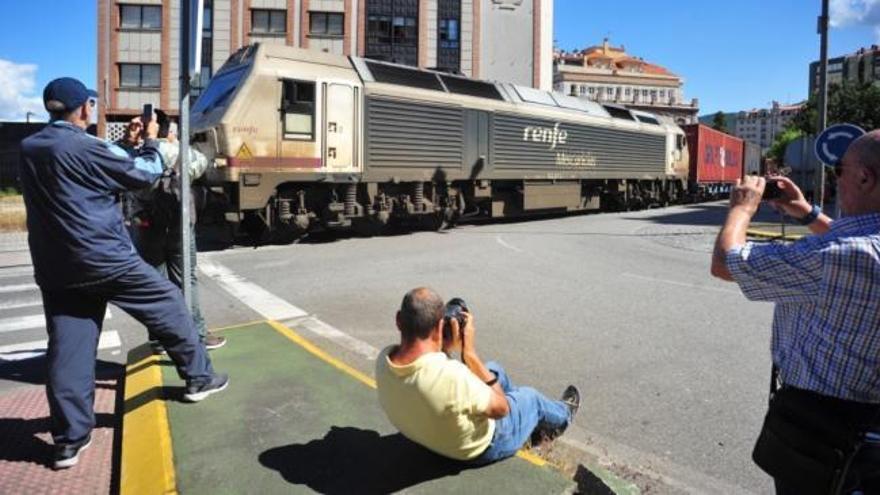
xmin=0 ymin=310 xmax=113 ymax=333
xmin=0 ymin=266 xmax=34 ymax=279
xmin=0 ymin=314 xmax=44 ymax=333
xmin=0 ymin=283 xmax=38 ymax=294
xmin=199 ymin=258 xmax=308 ymax=321
xmin=0 ymin=330 xmax=122 ymax=361
xmin=0 ymin=296 xmax=42 ymax=311
xmin=621 ymin=272 xmax=742 ymax=295
xmin=495 ymin=235 xmax=524 ymax=253
xmin=199 ymin=257 xmax=379 ymax=360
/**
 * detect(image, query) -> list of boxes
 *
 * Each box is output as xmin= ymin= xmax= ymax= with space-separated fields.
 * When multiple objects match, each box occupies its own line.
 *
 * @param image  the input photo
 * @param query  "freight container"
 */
xmin=743 ymin=140 xmax=762 ymax=176
xmin=682 ymin=124 xmax=744 ymax=184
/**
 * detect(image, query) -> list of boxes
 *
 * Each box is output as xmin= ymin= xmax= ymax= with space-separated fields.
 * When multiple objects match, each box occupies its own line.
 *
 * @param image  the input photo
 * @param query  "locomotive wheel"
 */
xmin=272 ymin=224 xmax=308 ymax=244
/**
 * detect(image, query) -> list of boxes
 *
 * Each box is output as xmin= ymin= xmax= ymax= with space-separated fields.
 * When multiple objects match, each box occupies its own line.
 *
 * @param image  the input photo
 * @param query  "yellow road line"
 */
xmin=209 ymin=319 xmax=268 ymax=333
xmin=266 ymin=319 xmax=548 ymax=468
xmin=121 ymin=352 xmax=177 ymax=495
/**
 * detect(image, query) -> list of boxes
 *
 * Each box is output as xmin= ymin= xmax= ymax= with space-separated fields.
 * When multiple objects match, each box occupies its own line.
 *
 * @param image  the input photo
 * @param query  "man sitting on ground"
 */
xmin=376 ymin=287 xmax=580 ymax=464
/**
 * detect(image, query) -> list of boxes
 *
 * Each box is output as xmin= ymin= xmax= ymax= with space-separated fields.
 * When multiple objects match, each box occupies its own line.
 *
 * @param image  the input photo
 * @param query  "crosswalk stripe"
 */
xmin=0 ymin=314 xmax=44 ymax=333
xmin=0 ymin=330 xmax=122 ymax=361
xmin=0 ymin=309 xmax=113 ymax=333
xmin=0 ymin=297 xmax=42 ymax=311
xmin=0 ymin=283 xmax=38 ymax=294
xmin=0 ymin=266 xmax=34 ymax=279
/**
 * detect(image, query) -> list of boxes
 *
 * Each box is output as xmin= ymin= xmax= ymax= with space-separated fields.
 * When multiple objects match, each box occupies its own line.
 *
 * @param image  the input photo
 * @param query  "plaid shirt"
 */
xmin=727 ymin=213 xmax=880 ymax=404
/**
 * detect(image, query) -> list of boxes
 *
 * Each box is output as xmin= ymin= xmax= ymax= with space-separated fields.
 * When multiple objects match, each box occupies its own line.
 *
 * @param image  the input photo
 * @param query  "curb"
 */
xmin=121 ymin=345 xmax=177 ymax=495
xmin=746 ymin=229 xmax=804 ymax=241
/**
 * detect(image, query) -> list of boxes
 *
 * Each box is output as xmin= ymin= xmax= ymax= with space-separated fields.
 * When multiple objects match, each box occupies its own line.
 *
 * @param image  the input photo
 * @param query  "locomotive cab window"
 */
xmin=281 ymin=80 xmax=315 ymax=140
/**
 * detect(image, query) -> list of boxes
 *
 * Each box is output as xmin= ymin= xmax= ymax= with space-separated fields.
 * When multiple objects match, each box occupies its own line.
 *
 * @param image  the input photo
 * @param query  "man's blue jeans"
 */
xmin=471 ymin=362 xmax=571 ymax=464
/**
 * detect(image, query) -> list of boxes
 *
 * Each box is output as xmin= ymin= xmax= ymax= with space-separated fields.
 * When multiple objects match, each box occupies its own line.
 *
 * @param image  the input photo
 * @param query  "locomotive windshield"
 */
xmin=192 ymin=64 xmax=250 ymax=115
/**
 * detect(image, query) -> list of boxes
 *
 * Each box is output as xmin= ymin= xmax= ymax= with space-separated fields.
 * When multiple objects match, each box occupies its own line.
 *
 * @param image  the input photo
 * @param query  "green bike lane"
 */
xmin=122 ymin=321 xmax=639 ymax=494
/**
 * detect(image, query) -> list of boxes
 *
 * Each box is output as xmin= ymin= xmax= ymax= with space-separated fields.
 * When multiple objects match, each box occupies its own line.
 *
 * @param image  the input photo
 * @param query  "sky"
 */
xmin=0 ymin=1 xmax=878 ymax=121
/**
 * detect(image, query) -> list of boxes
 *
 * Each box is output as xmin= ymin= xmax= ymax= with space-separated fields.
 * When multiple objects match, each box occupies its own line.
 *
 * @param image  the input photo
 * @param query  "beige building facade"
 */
xmin=553 ymin=40 xmax=699 ymax=125
xmin=734 ymin=101 xmax=803 ymax=152
xmin=97 ymin=0 xmax=553 ymax=138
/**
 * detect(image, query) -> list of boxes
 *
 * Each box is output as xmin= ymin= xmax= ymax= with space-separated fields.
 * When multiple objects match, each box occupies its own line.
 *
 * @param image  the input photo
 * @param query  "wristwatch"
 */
xmin=797 ymin=205 xmax=821 ymax=226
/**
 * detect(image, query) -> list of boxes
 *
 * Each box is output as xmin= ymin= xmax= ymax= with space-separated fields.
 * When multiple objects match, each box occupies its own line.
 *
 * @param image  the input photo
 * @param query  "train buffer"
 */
xmin=121 ymin=321 xmax=625 ymax=494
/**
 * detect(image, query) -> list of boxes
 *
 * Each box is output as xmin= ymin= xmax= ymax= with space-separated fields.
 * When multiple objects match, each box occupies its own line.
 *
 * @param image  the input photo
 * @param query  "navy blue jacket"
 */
xmin=20 ymin=121 xmax=164 ymax=289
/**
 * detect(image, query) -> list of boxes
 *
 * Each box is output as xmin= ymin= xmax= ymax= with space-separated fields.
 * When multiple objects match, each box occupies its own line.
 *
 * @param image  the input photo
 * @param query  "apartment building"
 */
xmin=553 ymin=39 xmax=699 ymax=125
xmin=97 ymin=0 xmax=553 ymax=138
xmin=734 ymin=101 xmax=803 ymax=152
xmin=809 ymin=44 xmax=880 ymax=95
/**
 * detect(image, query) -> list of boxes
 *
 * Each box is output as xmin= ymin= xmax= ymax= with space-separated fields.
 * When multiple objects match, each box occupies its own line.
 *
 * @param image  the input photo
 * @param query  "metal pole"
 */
xmin=180 ymin=0 xmax=193 ymax=312
xmin=816 ymin=0 xmax=829 ymax=206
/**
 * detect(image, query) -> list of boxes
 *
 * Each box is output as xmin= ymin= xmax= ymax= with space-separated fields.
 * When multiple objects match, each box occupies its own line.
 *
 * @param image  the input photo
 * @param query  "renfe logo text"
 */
xmin=523 ymin=123 xmax=569 ymax=150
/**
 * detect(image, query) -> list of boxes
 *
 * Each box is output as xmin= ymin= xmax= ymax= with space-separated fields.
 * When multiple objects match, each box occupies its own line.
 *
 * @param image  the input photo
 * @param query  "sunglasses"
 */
xmin=825 ymin=163 xmax=845 ymax=178
xmin=87 ymin=98 xmax=97 ymax=108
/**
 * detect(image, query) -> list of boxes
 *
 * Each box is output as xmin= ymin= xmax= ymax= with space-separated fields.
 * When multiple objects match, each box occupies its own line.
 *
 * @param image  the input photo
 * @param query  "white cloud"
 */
xmin=0 ymin=59 xmax=47 ymax=122
xmin=830 ymin=0 xmax=880 ymax=40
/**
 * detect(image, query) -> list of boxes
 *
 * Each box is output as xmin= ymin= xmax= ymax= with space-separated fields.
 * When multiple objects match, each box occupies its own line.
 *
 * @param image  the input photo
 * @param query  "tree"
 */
xmin=711 ymin=111 xmax=727 ymax=132
xmin=767 ymin=127 xmax=804 ymax=167
xmin=791 ymin=82 xmax=880 ymax=135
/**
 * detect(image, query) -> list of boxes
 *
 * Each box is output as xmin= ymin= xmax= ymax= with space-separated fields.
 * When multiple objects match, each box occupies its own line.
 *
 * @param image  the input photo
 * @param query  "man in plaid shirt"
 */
xmin=711 ymin=130 xmax=880 ymax=493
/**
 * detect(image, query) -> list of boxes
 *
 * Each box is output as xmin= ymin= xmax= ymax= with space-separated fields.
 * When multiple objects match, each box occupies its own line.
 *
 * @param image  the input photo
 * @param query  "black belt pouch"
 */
xmin=752 ymin=387 xmax=876 ymax=495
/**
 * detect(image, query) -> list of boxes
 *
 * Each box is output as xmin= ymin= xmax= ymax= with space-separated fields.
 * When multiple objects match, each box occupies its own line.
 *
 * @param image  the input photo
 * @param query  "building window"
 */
xmin=625 ymin=87 xmax=631 ymax=96
xmin=439 ymin=19 xmax=459 ymax=49
xmin=310 ymin=12 xmax=344 ymax=36
xmin=252 ymin=9 xmax=286 ymax=34
xmin=119 ymin=63 xmax=161 ymax=88
xmin=366 ymin=0 xmax=419 ymax=66
xmin=281 ymin=80 xmax=315 ymax=140
xmin=120 ymin=4 xmax=162 ymax=30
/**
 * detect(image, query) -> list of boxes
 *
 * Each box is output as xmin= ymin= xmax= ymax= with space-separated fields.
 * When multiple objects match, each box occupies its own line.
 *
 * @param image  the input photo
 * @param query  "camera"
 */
xmin=442 ymin=297 xmax=469 ymax=342
xmin=762 ymin=179 xmax=783 ymax=200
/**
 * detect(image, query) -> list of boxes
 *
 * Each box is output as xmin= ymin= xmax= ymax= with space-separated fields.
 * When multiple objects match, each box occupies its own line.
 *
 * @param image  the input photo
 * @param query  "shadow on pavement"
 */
xmin=0 ymin=413 xmax=114 ymax=467
xmin=574 ymin=464 xmax=615 ymax=495
xmin=627 ymin=202 xmax=790 ymax=227
xmin=259 ymin=426 xmax=477 ymax=494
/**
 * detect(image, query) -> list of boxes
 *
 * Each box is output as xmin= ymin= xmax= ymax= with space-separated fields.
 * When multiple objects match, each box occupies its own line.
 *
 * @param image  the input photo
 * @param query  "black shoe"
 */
xmin=183 ymin=373 xmax=229 ymax=402
xmin=53 ymin=434 xmax=92 ymax=469
xmin=562 ymin=385 xmax=581 ymax=421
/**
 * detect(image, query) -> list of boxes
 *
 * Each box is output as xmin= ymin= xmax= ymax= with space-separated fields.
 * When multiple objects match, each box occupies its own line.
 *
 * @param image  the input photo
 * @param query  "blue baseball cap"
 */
xmin=43 ymin=77 xmax=98 ymax=112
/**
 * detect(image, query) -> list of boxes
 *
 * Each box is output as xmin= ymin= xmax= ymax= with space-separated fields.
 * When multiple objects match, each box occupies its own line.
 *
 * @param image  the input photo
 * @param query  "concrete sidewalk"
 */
xmin=121 ymin=321 xmax=623 ymax=494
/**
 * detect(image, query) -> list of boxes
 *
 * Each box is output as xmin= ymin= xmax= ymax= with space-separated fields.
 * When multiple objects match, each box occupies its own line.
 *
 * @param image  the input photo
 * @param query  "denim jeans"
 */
xmin=471 ymin=362 xmax=571 ymax=464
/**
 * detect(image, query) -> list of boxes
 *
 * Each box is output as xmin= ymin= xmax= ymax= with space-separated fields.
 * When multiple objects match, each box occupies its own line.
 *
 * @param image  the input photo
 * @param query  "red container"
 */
xmin=683 ymin=124 xmax=744 ymax=184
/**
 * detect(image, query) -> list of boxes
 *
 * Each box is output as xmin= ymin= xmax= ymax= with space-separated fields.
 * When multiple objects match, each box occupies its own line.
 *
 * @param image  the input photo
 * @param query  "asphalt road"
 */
xmin=0 ymin=201 xmax=792 ymax=494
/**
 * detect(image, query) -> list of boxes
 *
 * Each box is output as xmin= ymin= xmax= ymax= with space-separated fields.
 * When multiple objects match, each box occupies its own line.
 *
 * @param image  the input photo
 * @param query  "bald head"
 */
xmin=398 ymin=287 xmax=444 ymax=341
xmin=844 ymin=130 xmax=880 ymax=173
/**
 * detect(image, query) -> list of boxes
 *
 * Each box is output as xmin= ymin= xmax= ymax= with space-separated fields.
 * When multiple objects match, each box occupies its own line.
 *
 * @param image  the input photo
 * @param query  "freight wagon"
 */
xmin=682 ymin=124 xmax=744 ymax=199
xmin=192 ymin=44 xmax=690 ymax=240
xmin=743 ymin=140 xmax=762 ymax=176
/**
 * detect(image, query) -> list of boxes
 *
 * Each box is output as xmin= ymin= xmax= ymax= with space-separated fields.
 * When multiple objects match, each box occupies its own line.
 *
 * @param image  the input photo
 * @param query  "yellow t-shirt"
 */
xmin=375 ymin=346 xmax=495 ymax=460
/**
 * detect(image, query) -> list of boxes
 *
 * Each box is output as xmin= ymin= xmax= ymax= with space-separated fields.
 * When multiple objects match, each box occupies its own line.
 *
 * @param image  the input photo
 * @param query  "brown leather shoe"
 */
xmin=203 ymin=333 xmax=227 ymax=350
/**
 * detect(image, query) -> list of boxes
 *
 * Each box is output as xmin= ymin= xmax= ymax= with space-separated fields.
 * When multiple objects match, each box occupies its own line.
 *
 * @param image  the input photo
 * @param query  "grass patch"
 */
xmin=0 ymin=187 xmax=21 ymax=198
xmin=0 ymin=195 xmax=26 ymax=232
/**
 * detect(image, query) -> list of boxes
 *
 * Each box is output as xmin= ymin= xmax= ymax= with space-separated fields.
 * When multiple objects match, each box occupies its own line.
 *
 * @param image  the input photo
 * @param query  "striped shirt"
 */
xmin=726 ymin=213 xmax=880 ymax=404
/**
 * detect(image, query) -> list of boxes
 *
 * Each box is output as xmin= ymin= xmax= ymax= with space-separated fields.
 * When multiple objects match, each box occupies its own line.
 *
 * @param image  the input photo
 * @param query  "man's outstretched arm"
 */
xmin=711 ymin=177 xmax=765 ymax=281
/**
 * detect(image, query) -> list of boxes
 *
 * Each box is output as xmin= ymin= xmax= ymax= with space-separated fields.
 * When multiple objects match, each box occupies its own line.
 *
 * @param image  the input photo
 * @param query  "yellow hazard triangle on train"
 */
xmin=236 ymin=143 xmax=254 ymax=159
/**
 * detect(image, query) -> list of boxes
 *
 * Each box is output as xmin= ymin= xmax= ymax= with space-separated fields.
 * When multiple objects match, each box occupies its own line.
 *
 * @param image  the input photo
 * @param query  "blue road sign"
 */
xmin=814 ymin=123 xmax=866 ymax=165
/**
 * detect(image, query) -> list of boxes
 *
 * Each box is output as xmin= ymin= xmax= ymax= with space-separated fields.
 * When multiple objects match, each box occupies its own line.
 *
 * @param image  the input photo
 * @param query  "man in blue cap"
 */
xmin=20 ymin=77 xmax=228 ymax=469
xmin=710 ymin=129 xmax=880 ymax=493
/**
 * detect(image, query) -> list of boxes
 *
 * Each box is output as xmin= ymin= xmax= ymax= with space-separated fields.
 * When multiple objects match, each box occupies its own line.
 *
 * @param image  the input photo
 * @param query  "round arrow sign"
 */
xmin=814 ymin=123 xmax=866 ymax=165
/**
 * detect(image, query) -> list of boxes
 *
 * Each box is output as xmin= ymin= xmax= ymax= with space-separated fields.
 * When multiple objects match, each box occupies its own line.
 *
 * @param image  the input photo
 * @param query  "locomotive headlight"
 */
xmin=242 ymin=173 xmax=261 ymax=187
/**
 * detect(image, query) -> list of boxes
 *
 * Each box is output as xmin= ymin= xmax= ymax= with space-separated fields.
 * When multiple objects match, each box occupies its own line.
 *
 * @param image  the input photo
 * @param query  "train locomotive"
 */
xmin=192 ymin=43 xmax=690 ymax=239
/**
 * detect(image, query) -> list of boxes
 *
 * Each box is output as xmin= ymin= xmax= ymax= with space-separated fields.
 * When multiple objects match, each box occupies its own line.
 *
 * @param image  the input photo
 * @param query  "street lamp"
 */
xmin=25 ymin=111 xmax=34 ymax=123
